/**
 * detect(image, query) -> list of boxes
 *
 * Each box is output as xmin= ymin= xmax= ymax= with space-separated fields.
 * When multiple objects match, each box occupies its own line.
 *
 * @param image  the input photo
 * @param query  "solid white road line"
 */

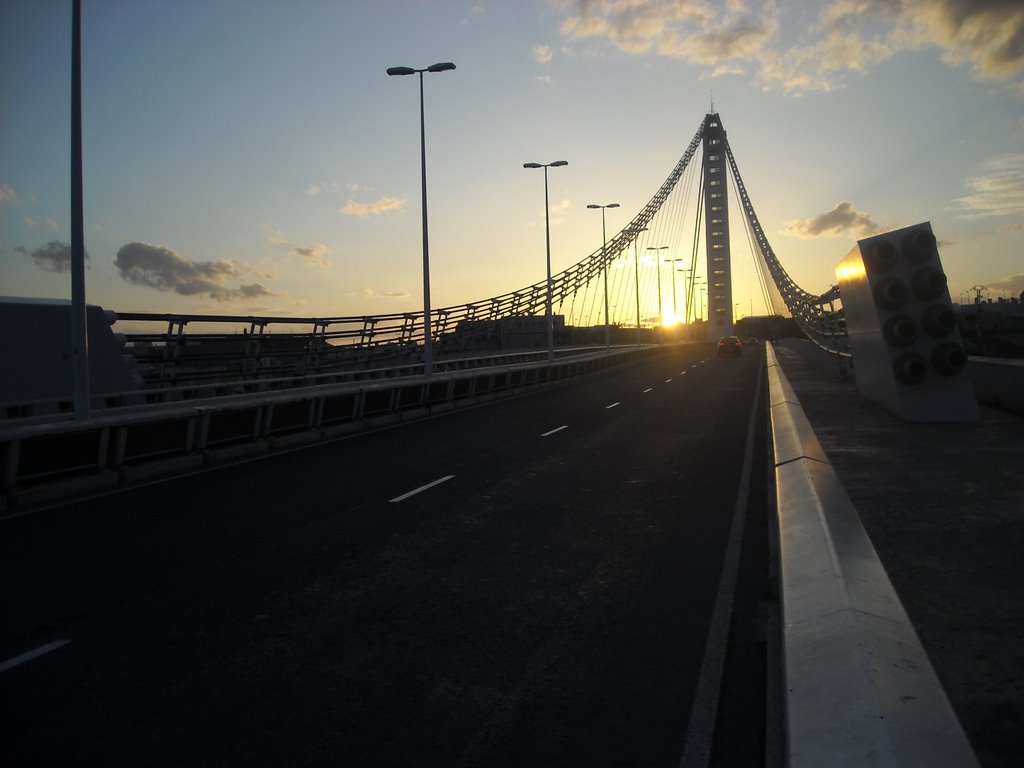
xmin=678 ymin=351 xmax=765 ymax=768
xmin=389 ymin=475 xmax=455 ymax=503
xmin=541 ymin=425 xmax=568 ymax=437
xmin=0 ymin=639 xmax=71 ymax=674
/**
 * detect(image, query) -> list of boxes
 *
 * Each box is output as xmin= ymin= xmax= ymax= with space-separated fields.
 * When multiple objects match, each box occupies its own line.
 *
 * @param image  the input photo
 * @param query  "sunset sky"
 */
xmin=2 ymin=0 xmax=1022 ymax=324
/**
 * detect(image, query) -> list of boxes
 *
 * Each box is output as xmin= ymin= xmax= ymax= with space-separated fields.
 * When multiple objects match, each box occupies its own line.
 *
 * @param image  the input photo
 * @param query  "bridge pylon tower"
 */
xmin=702 ymin=113 xmax=734 ymax=337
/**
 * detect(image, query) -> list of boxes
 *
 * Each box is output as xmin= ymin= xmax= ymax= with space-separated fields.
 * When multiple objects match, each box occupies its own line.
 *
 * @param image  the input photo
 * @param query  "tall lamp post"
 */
xmin=71 ymin=0 xmax=89 ymax=418
xmin=669 ymin=258 xmax=685 ymax=327
xmin=524 ymin=160 xmax=568 ymax=363
xmin=627 ymin=227 xmax=647 ymax=347
xmin=386 ymin=61 xmax=456 ymax=376
xmin=586 ymin=203 xmax=620 ymax=351
xmin=676 ymin=268 xmax=690 ymax=332
xmin=647 ymin=246 xmax=669 ymax=328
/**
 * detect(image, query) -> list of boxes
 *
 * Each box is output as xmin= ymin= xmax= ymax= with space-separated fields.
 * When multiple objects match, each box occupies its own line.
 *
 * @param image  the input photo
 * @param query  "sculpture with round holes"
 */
xmin=835 ymin=222 xmax=978 ymax=422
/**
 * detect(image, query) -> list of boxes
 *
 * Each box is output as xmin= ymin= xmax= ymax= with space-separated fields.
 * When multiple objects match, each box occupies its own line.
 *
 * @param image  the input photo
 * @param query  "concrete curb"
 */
xmin=767 ymin=343 xmax=978 ymax=767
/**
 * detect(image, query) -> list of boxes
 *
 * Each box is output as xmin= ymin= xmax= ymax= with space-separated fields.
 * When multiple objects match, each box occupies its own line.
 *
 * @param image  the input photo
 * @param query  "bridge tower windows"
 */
xmin=701 ymin=113 xmax=734 ymax=334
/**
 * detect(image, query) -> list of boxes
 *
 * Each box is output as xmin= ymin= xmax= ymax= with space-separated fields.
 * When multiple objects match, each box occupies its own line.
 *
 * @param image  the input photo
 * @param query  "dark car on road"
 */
xmin=717 ymin=335 xmax=742 ymax=356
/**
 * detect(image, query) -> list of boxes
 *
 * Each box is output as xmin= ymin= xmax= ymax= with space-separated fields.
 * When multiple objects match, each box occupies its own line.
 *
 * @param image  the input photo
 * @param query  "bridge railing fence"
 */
xmin=0 ymin=344 xmax=670 ymax=513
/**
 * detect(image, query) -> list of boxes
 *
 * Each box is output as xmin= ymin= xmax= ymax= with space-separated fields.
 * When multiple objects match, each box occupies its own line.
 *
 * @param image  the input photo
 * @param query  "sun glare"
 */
xmin=661 ymin=310 xmax=679 ymax=327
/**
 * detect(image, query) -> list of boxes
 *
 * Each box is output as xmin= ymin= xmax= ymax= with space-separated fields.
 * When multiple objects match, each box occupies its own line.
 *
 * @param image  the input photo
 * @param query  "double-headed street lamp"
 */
xmin=587 ymin=203 xmax=620 ymax=351
xmin=524 ymin=160 xmax=568 ymax=363
xmin=386 ymin=61 xmax=456 ymax=376
xmin=647 ymin=246 xmax=669 ymax=328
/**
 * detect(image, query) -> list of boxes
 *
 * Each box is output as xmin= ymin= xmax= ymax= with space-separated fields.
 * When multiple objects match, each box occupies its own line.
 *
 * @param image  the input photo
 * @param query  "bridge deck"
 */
xmin=773 ymin=339 xmax=1024 ymax=768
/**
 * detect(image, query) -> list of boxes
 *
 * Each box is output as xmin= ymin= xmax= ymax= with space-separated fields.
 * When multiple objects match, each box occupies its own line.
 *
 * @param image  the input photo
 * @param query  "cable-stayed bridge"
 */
xmin=91 ymin=111 xmax=842 ymax=398
xmin=2 ymin=113 xmax=1019 ymax=768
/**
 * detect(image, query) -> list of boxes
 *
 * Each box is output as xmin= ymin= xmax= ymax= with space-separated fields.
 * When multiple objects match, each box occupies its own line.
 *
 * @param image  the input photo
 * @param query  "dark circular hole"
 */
xmin=894 ymin=352 xmax=928 ymax=385
xmin=911 ymin=267 xmax=947 ymax=301
xmin=902 ymin=230 xmax=937 ymax=263
xmin=932 ymin=342 xmax=967 ymax=375
xmin=865 ymin=240 xmax=898 ymax=272
xmin=922 ymin=304 xmax=956 ymax=337
xmin=873 ymin=277 xmax=909 ymax=310
xmin=884 ymin=314 xmax=918 ymax=347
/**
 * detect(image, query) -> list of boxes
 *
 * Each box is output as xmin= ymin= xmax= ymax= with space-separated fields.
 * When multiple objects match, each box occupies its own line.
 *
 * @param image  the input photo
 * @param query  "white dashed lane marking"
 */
xmin=389 ymin=475 xmax=455 ymax=503
xmin=0 ymin=640 xmax=71 ymax=674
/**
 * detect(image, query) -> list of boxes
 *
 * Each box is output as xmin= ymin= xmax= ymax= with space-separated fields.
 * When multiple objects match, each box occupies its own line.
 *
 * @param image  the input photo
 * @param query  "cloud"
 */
xmin=555 ymin=0 xmax=1024 ymax=93
xmin=347 ymin=287 xmax=411 ymax=299
xmin=306 ymin=181 xmax=351 ymax=197
xmin=290 ymin=247 xmax=329 ymax=268
xmin=783 ymin=201 xmax=881 ymax=238
xmin=0 ymin=185 xmax=19 ymax=204
xmin=20 ymin=216 xmax=59 ymax=232
xmin=986 ymin=272 xmax=1024 ymax=296
xmin=237 ymin=283 xmax=274 ymax=299
xmin=533 ymin=44 xmax=553 ymax=64
xmin=18 ymin=240 xmax=90 ymax=273
xmin=560 ymin=0 xmax=766 ymax=58
xmin=341 ymin=196 xmax=406 ymax=217
xmin=531 ymin=198 xmax=572 ymax=227
xmin=114 ymin=241 xmax=272 ymax=301
xmin=955 ymin=153 xmax=1024 ymax=220
xmin=460 ymin=4 xmax=484 ymax=25
xmin=536 ymin=74 xmax=554 ymax=85
xmin=891 ymin=0 xmax=1024 ymax=82
xmin=263 ymin=226 xmax=332 ymax=268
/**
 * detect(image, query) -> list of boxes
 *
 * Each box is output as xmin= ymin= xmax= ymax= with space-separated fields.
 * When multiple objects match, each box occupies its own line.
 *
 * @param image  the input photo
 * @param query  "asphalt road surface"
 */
xmin=1 ymin=343 xmax=773 ymax=767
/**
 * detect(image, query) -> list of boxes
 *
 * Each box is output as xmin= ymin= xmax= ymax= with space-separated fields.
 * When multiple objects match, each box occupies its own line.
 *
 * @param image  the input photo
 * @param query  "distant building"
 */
xmin=956 ymin=297 xmax=1024 ymax=358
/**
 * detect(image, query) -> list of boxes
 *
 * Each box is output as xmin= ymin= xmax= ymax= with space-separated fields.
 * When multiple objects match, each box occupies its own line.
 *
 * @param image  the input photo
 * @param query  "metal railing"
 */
xmin=1 ymin=344 xmax=671 ymax=513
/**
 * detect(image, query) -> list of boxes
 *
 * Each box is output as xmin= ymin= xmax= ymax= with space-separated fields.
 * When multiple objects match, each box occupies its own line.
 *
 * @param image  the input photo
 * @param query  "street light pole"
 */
xmin=387 ymin=61 xmax=456 ymax=376
xmin=524 ymin=160 xmax=568 ymax=363
xmin=627 ymin=227 xmax=647 ymax=347
xmin=670 ymin=257 xmax=681 ymax=326
xmin=647 ymin=246 xmax=668 ymax=332
xmin=71 ymin=0 xmax=89 ymax=419
xmin=587 ymin=203 xmax=620 ymax=352
xmin=634 ymin=240 xmax=642 ymax=347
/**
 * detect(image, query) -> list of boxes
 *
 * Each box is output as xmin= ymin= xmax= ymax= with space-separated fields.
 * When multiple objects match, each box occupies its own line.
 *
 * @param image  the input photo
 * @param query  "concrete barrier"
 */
xmin=767 ymin=343 xmax=978 ymax=767
xmin=969 ymin=355 xmax=1024 ymax=416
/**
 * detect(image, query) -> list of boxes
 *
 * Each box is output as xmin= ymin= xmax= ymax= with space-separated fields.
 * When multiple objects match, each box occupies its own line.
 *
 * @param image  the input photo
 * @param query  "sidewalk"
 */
xmin=772 ymin=339 xmax=1024 ymax=768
